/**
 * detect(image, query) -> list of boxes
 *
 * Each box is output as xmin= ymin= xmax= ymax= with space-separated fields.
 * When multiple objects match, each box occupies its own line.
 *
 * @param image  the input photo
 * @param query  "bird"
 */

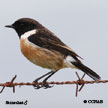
xmin=5 ymin=18 xmax=101 ymax=89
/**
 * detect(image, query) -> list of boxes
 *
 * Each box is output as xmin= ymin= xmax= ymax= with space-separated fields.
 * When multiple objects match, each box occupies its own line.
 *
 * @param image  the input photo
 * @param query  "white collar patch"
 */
xmin=21 ymin=29 xmax=37 ymax=39
xmin=20 ymin=29 xmax=39 ymax=48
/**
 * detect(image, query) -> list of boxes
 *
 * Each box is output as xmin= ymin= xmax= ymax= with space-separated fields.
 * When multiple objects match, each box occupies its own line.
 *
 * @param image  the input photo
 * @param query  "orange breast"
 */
xmin=20 ymin=39 xmax=65 ymax=71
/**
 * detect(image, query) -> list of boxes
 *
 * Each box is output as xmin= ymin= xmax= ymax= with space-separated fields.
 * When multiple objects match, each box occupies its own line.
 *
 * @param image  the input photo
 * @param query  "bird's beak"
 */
xmin=5 ymin=25 xmax=14 ymax=28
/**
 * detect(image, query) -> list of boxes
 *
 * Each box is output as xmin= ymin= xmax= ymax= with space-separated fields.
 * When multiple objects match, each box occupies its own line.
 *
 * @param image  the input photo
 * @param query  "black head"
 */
xmin=5 ymin=18 xmax=43 ymax=37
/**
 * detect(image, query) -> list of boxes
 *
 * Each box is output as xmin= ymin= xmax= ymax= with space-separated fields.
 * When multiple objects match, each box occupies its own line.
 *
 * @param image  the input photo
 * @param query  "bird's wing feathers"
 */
xmin=28 ymin=29 xmax=83 ymax=60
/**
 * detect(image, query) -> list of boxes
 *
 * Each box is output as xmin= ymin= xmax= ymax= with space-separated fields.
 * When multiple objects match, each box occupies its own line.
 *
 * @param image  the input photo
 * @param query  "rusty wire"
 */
xmin=0 ymin=72 xmax=108 ymax=97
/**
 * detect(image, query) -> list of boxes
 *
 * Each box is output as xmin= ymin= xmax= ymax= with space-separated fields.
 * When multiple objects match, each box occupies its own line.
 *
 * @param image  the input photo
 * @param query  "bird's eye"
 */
xmin=20 ymin=23 xmax=24 ymax=26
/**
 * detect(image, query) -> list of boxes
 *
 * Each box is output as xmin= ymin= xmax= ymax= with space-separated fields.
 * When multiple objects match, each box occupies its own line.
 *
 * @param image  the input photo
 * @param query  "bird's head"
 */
xmin=5 ymin=18 xmax=43 ymax=38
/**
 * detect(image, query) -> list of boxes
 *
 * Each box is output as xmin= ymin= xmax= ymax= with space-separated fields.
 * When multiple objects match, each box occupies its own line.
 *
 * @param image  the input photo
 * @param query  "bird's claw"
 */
xmin=33 ymin=81 xmax=53 ymax=89
xmin=42 ymin=82 xmax=54 ymax=89
xmin=33 ymin=81 xmax=41 ymax=89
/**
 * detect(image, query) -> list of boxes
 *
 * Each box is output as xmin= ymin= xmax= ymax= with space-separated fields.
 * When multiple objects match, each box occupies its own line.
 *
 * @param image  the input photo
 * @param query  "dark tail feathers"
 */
xmin=72 ymin=62 xmax=101 ymax=81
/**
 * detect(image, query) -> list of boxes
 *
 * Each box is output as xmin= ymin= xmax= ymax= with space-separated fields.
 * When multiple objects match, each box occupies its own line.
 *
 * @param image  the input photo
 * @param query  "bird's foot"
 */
xmin=33 ymin=80 xmax=41 ymax=89
xmin=41 ymin=81 xmax=53 ymax=89
xmin=33 ymin=80 xmax=53 ymax=89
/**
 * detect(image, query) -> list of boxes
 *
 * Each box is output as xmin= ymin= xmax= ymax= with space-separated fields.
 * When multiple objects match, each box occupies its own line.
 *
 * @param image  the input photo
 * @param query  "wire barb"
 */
xmin=75 ymin=72 xmax=85 ymax=97
xmin=0 ymin=73 xmax=108 ymax=97
xmin=0 ymin=75 xmax=17 ymax=93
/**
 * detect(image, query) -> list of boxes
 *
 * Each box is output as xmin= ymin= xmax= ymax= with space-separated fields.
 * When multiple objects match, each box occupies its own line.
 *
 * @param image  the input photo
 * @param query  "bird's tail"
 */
xmin=72 ymin=62 xmax=101 ymax=81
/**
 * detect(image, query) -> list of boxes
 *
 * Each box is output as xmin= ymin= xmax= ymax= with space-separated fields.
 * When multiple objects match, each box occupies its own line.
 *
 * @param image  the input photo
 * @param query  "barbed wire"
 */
xmin=0 ymin=72 xmax=108 ymax=97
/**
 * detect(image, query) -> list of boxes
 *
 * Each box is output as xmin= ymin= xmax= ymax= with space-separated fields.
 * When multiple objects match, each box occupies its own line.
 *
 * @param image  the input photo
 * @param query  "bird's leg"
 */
xmin=33 ymin=71 xmax=57 ymax=89
xmin=41 ymin=71 xmax=57 ymax=89
xmin=33 ymin=71 xmax=53 ymax=89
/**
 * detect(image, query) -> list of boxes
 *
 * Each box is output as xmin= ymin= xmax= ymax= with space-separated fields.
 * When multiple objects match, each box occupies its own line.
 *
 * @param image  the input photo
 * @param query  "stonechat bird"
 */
xmin=5 ymin=18 xmax=101 ymax=88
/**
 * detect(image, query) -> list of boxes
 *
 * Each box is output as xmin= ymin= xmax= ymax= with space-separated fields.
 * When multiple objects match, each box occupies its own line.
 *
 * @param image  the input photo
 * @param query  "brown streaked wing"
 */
xmin=28 ymin=29 xmax=83 ymax=59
